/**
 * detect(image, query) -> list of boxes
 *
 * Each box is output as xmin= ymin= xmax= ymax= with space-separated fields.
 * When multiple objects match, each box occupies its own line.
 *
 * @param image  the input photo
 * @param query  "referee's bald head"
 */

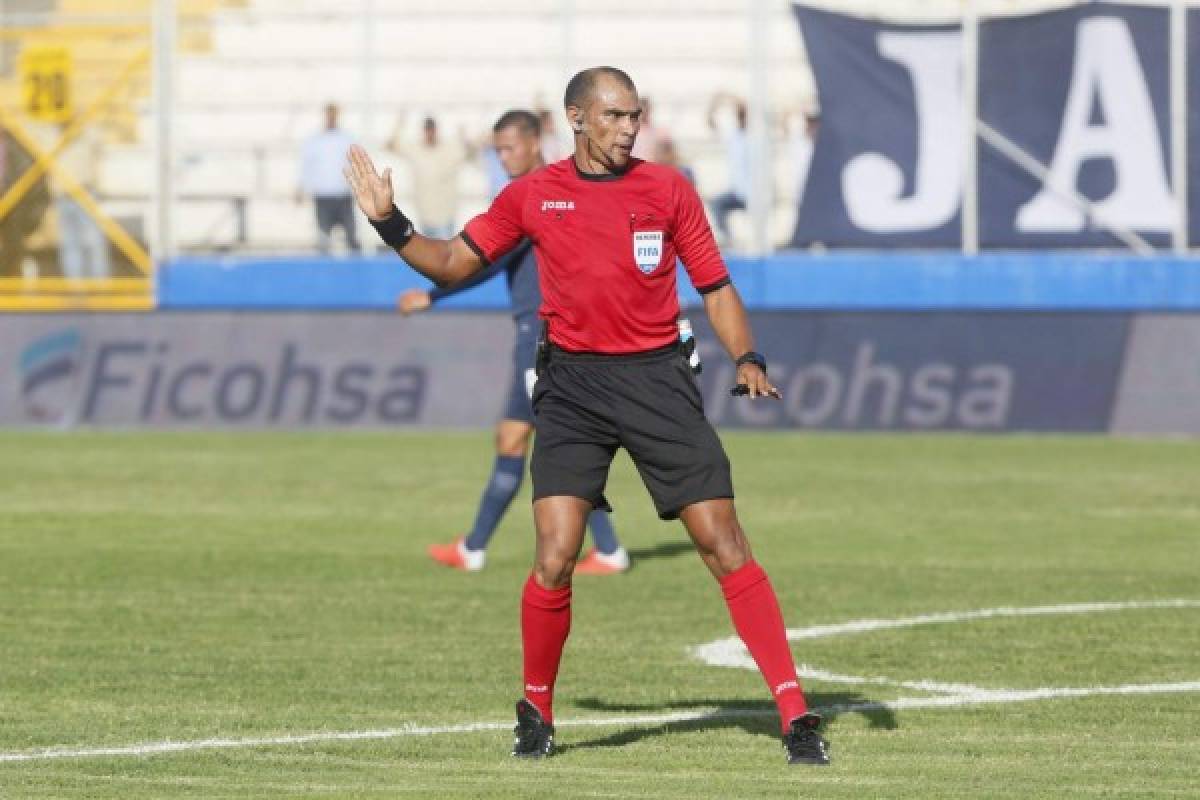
xmin=564 ymin=66 xmax=637 ymax=110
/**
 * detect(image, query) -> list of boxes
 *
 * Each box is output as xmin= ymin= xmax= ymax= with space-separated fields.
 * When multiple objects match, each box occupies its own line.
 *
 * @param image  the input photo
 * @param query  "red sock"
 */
xmin=719 ymin=560 xmax=808 ymax=732
xmin=520 ymin=574 xmax=572 ymax=724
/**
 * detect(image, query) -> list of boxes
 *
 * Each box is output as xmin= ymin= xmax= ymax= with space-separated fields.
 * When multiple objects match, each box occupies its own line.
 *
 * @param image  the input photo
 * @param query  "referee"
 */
xmin=344 ymin=66 xmax=829 ymax=766
xmin=401 ymin=110 xmax=629 ymax=575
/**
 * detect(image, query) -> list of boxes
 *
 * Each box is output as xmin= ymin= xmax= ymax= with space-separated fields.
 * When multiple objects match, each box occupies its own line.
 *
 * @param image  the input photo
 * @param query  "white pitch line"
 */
xmin=5 ymin=681 xmax=1200 ymax=765
xmin=0 ymin=712 xmax=759 ymax=764
xmin=796 ymin=664 xmax=988 ymax=696
xmin=6 ymin=599 xmax=1199 ymax=765
xmin=786 ymin=599 xmax=1200 ymax=640
xmin=833 ymin=681 xmax=1200 ymax=713
xmin=691 ymin=598 xmax=1200 ymax=671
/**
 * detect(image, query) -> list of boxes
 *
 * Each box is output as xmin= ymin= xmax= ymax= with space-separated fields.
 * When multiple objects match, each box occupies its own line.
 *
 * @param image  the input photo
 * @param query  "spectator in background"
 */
xmin=388 ymin=115 xmax=468 ymax=239
xmin=789 ymin=109 xmax=819 ymax=205
xmin=655 ymin=138 xmax=694 ymax=186
xmin=630 ymin=96 xmax=669 ymax=162
xmin=465 ymin=125 xmax=510 ymax=201
xmin=707 ymin=92 xmax=750 ymax=247
xmin=55 ymin=118 xmax=110 ymax=279
xmin=480 ymin=144 xmax=510 ymax=200
xmin=298 ymin=103 xmax=361 ymax=255
xmin=0 ymin=122 xmax=51 ymax=277
xmin=535 ymin=109 xmax=568 ymax=164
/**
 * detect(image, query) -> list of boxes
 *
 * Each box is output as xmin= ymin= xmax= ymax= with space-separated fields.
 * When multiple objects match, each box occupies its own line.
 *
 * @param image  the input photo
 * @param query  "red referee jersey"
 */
xmin=462 ymin=157 xmax=730 ymax=354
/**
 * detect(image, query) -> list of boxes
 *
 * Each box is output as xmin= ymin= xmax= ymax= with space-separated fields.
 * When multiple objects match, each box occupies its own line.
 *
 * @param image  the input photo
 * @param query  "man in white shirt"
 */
xmin=707 ymin=93 xmax=751 ymax=247
xmin=630 ymin=96 xmax=669 ymax=162
xmin=790 ymin=110 xmax=819 ymax=207
xmin=55 ymin=120 xmax=110 ymax=279
xmin=299 ymin=103 xmax=361 ymax=255
xmin=388 ymin=116 xmax=468 ymax=239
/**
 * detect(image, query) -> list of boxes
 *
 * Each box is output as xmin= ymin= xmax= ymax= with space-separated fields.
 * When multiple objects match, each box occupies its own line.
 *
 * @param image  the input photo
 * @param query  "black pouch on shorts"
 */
xmin=535 ymin=320 xmax=550 ymax=378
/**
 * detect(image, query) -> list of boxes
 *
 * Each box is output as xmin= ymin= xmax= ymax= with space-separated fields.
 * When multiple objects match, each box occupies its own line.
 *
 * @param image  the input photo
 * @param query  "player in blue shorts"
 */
xmin=403 ymin=110 xmax=630 ymax=575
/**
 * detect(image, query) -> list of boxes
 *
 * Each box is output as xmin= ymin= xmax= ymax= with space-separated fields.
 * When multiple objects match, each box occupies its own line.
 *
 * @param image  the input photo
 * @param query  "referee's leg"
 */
xmin=532 ymin=495 xmax=589 ymax=588
xmin=678 ymin=497 xmax=751 ymax=578
xmin=516 ymin=495 xmax=589 ymax=733
xmin=680 ymin=497 xmax=818 ymax=740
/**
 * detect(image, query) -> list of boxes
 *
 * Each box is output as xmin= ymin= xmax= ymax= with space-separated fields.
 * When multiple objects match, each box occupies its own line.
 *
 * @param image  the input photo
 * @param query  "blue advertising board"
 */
xmin=689 ymin=312 xmax=1129 ymax=432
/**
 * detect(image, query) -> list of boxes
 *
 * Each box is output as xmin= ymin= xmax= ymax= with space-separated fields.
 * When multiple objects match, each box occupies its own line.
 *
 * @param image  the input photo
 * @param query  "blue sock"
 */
xmin=586 ymin=510 xmax=620 ymax=555
xmin=464 ymin=455 xmax=525 ymax=551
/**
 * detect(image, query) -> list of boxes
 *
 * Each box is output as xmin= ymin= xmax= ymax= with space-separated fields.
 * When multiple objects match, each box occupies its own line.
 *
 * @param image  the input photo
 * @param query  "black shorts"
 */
xmin=530 ymin=342 xmax=734 ymax=520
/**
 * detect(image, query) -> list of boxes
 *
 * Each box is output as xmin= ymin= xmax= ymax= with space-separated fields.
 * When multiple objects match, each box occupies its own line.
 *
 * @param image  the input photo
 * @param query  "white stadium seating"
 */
xmin=74 ymin=0 xmax=1167 ymax=251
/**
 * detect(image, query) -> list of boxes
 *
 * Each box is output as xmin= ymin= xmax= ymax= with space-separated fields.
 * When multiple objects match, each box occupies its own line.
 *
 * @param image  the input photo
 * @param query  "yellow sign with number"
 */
xmin=20 ymin=47 xmax=73 ymax=123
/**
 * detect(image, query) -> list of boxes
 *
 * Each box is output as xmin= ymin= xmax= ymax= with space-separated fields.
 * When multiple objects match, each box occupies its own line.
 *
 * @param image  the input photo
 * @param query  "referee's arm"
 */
xmin=396 ymin=235 xmax=485 ymax=288
xmin=703 ymin=283 xmax=781 ymax=399
xmin=344 ymin=144 xmax=484 ymax=287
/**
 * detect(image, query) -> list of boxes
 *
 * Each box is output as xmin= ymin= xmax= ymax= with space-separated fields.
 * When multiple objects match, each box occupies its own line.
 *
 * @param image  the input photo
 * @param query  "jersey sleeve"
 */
xmin=671 ymin=171 xmax=730 ymax=294
xmin=461 ymin=178 xmax=529 ymax=265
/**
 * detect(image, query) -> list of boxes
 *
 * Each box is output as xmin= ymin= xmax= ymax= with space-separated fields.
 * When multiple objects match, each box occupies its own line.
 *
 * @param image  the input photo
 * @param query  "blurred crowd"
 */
xmin=1 ymin=93 xmax=819 ymax=276
xmin=297 ymin=94 xmax=819 ymax=256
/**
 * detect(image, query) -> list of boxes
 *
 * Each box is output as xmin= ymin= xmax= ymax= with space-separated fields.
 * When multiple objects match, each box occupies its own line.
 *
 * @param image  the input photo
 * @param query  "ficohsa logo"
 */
xmin=53 ymin=339 xmax=426 ymax=426
xmin=19 ymin=329 xmax=84 ymax=425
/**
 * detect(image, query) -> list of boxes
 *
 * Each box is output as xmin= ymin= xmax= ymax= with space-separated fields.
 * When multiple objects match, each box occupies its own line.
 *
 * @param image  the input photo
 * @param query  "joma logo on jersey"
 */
xmin=540 ymin=200 xmax=575 ymax=212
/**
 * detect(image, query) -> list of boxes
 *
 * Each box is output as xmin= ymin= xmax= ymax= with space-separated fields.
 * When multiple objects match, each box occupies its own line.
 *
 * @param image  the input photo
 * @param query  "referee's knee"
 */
xmin=680 ymin=500 xmax=753 ymax=576
xmin=707 ymin=531 xmax=751 ymax=575
xmin=532 ymin=553 xmax=576 ymax=588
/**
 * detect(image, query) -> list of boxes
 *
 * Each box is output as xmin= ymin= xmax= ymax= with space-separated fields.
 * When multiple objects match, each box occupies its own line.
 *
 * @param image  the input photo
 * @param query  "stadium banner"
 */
xmin=2 ymin=312 xmax=1134 ymax=433
xmin=1189 ymin=8 xmax=1200 ymax=246
xmin=1110 ymin=315 xmax=1200 ymax=435
xmin=978 ymin=3 xmax=1171 ymax=248
xmin=790 ymin=5 xmax=963 ymax=248
xmin=2 ymin=313 xmax=515 ymax=428
xmin=790 ymin=2 xmax=1182 ymax=249
xmin=690 ymin=312 xmax=1130 ymax=432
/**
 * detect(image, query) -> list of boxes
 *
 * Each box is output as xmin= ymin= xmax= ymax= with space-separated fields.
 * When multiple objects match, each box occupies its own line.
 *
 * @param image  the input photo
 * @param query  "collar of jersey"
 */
xmin=571 ymin=157 xmax=627 ymax=182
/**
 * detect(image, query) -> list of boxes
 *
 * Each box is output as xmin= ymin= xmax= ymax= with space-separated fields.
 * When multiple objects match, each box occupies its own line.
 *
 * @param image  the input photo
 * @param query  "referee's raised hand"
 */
xmin=343 ymin=144 xmax=394 ymax=222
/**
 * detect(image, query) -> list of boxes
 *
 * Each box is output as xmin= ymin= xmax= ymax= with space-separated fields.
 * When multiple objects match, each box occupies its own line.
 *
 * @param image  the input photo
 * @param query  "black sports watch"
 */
xmin=735 ymin=351 xmax=768 ymax=374
xmin=730 ymin=351 xmax=768 ymax=397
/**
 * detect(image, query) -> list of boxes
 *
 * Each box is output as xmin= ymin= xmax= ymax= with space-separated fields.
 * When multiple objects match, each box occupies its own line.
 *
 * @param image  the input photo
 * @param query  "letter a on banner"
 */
xmin=1017 ymin=17 xmax=1173 ymax=233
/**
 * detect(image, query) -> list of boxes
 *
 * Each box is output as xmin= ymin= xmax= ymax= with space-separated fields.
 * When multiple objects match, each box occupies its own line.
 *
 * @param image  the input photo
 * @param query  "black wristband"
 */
xmin=735 ymin=351 xmax=767 ymax=374
xmin=369 ymin=206 xmax=415 ymax=249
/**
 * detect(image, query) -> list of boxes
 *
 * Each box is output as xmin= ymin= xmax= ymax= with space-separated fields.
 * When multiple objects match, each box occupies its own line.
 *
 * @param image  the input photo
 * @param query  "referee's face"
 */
xmin=575 ymin=75 xmax=642 ymax=171
xmin=493 ymin=125 xmax=541 ymax=179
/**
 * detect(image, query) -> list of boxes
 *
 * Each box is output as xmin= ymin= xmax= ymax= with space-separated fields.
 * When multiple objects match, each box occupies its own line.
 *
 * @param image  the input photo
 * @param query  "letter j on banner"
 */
xmin=791 ymin=4 xmax=963 ymax=248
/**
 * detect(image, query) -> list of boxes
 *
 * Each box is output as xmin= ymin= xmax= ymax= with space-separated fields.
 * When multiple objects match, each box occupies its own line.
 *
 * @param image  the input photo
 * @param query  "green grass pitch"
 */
xmin=1 ymin=431 xmax=1197 ymax=798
